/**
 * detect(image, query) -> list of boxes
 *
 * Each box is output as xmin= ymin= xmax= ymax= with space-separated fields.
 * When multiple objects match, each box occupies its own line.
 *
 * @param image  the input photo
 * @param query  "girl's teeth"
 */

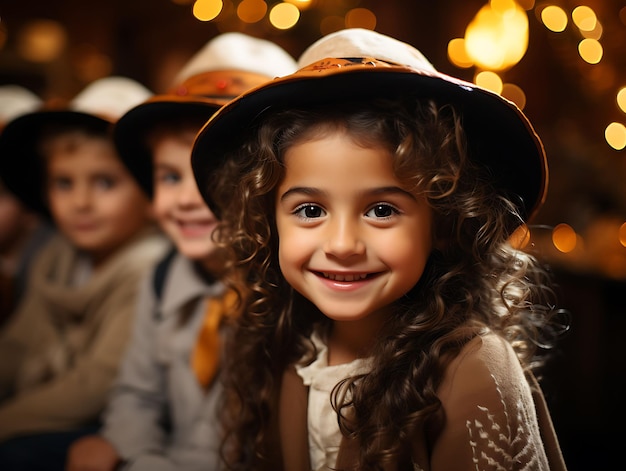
xmin=322 ymin=272 xmax=367 ymax=281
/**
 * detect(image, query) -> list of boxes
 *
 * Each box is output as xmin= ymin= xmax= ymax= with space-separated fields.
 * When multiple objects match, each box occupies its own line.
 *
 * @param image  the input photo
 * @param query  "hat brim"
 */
xmin=0 ymin=110 xmax=109 ymax=217
xmin=191 ymin=60 xmax=547 ymax=225
xmin=114 ymin=97 xmax=224 ymax=196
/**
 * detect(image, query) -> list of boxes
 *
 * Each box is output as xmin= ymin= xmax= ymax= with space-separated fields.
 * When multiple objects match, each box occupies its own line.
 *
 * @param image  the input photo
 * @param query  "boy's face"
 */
xmin=45 ymin=135 xmax=151 ymax=266
xmin=275 ymin=130 xmax=433 ymax=332
xmin=151 ymin=132 xmax=220 ymax=268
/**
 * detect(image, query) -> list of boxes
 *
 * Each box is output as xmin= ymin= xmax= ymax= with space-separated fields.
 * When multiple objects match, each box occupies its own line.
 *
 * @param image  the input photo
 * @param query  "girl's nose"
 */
xmin=323 ymin=217 xmax=365 ymax=259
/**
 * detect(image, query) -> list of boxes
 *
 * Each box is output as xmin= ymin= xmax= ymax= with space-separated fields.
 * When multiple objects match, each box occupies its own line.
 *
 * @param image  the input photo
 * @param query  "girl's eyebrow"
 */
xmin=279 ymin=186 xmax=325 ymax=201
xmin=370 ymin=186 xmax=417 ymax=200
xmin=279 ymin=186 xmax=416 ymax=201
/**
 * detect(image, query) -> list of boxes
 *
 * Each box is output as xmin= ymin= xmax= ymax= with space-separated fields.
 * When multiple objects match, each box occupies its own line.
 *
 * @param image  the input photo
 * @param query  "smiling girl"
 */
xmin=192 ymin=29 xmax=568 ymax=471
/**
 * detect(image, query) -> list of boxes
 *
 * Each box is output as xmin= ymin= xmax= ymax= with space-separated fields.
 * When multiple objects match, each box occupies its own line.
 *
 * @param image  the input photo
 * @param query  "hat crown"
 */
xmin=173 ymin=32 xmax=297 ymax=85
xmin=70 ymin=76 xmax=152 ymax=121
xmin=0 ymin=85 xmax=42 ymax=125
xmin=297 ymin=28 xmax=437 ymax=74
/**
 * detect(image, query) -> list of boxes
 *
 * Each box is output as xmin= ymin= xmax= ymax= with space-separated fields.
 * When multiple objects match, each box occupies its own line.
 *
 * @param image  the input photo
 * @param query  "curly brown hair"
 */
xmin=208 ymin=98 xmax=561 ymax=470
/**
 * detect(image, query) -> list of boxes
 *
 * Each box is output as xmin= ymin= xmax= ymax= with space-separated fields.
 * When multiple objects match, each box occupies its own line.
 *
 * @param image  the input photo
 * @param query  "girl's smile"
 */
xmin=275 ymin=128 xmax=434 ymax=328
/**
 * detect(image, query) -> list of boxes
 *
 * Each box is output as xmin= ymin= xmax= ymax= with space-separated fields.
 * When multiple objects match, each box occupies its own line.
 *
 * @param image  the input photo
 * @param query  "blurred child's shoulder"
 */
xmin=116 ymin=226 xmax=170 ymax=269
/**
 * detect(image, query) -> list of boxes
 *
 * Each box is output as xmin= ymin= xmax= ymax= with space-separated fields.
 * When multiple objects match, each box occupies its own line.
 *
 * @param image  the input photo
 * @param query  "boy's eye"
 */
xmin=50 ymin=177 xmax=72 ymax=190
xmin=294 ymin=204 xmax=325 ymax=219
xmin=365 ymin=203 xmax=398 ymax=219
xmin=95 ymin=176 xmax=116 ymax=190
xmin=156 ymin=171 xmax=181 ymax=184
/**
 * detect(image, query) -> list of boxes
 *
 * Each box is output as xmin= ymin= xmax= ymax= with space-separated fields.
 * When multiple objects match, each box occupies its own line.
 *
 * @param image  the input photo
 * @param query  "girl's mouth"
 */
xmin=318 ymin=272 xmax=373 ymax=282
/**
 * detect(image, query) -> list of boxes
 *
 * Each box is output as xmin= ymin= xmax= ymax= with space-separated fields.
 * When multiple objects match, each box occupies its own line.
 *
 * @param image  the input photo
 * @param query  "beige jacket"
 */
xmin=277 ymin=333 xmax=567 ymax=471
xmin=0 ymin=228 xmax=168 ymax=440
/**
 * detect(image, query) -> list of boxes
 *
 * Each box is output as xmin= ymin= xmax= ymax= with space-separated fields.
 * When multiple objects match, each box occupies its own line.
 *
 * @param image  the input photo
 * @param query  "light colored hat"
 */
xmin=0 ymin=76 xmax=152 ymax=215
xmin=192 ymin=28 xmax=547 ymax=230
xmin=114 ymin=32 xmax=297 ymax=196
xmin=0 ymin=85 xmax=42 ymax=127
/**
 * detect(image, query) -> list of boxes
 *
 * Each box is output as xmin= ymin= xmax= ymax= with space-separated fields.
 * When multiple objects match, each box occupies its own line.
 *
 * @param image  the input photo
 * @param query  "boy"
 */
xmin=0 ymin=77 xmax=169 ymax=470
xmin=66 ymin=33 xmax=296 ymax=471
xmin=0 ymin=85 xmax=53 ymax=326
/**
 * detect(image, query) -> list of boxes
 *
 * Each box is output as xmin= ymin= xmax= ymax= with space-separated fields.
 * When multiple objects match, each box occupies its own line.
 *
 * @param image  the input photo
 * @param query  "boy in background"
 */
xmin=0 ymin=85 xmax=54 ymax=327
xmin=66 ymin=34 xmax=296 ymax=471
xmin=0 ymin=76 xmax=170 ymax=470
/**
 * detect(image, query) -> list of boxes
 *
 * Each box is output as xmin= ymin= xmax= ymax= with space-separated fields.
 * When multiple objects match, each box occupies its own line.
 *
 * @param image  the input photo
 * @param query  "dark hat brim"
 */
xmin=113 ymin=97 xmax=224 ymax=197
xmin=0 ymin=110 xmax=110 ymax=218
xmin=191 ymin=59 xmax=547 ymax=226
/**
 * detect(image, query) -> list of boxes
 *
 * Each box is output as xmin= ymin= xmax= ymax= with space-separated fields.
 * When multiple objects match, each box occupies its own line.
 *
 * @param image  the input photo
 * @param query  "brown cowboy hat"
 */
xmin=191 ymin=28 xmax=547 ymax=229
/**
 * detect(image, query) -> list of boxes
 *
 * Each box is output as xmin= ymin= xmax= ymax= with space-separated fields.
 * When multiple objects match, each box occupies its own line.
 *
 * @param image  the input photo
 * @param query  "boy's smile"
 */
xmin=275 ymin=129 xmax=434 ymax=329
xmin=152 ymin=134 xmax=219 ymax=264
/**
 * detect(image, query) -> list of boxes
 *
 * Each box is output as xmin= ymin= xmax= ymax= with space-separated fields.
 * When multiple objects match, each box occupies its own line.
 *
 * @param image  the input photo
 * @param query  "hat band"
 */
xmin=168 ymin=70 xmax=275 ymax=100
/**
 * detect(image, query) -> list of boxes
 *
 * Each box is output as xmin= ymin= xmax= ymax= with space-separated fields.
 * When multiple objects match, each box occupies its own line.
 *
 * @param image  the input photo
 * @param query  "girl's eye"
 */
xmin=294 ymin=204 xmax=325 ymax=219
xmin=365 ymin=203 xmax=398 ymax=219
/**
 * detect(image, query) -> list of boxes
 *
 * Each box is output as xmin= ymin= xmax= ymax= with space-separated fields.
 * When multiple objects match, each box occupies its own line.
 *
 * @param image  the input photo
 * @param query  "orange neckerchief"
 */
xmin=191 ymin=289 xmax=237 ymax=388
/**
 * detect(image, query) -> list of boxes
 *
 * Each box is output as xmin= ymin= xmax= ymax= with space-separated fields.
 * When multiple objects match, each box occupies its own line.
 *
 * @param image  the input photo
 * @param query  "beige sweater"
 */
xmin=0 ymin=228 xmax=168 ymax=441
xmin=278 ymin=332 xmax=567 ymax=471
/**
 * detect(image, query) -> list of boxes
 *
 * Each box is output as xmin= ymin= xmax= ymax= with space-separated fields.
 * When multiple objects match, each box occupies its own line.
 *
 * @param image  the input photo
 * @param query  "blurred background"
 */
xmin=1 ymin=0 xmax=624 ymax=468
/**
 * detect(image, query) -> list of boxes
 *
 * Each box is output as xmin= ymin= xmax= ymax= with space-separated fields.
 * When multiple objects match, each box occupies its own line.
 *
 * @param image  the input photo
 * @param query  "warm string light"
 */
xmin=189 ymin=0 xmax=376 ymax=33
xmin=446 ymin=2 xmax=626 ymax=278
xmin=536 ymin=3 xmax=624 ymax=153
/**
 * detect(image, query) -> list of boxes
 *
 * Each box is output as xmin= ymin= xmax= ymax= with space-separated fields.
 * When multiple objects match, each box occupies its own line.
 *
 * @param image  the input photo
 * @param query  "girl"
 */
xmin=191 ymin=29 xmax=567 ymax=471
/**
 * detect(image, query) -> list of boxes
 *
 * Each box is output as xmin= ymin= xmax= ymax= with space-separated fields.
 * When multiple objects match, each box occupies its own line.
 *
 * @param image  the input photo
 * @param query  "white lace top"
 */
xmin=295 ymin=334 xmax=371 ymax=471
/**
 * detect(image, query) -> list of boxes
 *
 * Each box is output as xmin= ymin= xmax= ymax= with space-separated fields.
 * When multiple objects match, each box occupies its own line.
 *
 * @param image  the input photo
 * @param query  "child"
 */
xmin=0 ymin=85 xmax=54 ymax=327
xmin=191 ymin=29 xmax=568 ymax=470
xmin=65 ymin=33 xmax=297 ymax=471
xmin=0 ymin=77 xmax=169 ymax=469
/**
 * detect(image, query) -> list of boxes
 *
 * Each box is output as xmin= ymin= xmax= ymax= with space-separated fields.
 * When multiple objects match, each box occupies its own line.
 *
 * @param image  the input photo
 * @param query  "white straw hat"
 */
xmin=0 ymin=85 xmax=43 ymax=127
xmin=114 ymin=32 xmax=297 ymax=196
xmin=0 ymin=76 xmax=152 ymax=215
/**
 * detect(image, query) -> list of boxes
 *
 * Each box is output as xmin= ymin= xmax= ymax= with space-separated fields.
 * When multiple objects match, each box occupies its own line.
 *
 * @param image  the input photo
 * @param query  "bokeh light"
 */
xmin=572 ymin=5 xmax=597 ymax=32
xmin=509 ymin=224 xmax=531 ymax=249
xmin=193 ymin=0 xmax=223 ymax=21
xmin=17 ymin=19 xmax=67 ymax=63
xmin=605 ymin=122 xmax=626 ymax=150
xmin=541 ymin=5 xmax=568 ymax=32
xmin=552 ymin=223 xmax=577 ymax=253
xmin=617 ymin=87 xmax=626 ymax=113
xmin=345 ymin=8 xmax=376 ymax=30
xmin=578 ymin=38 xmax=603 ymax=64
xmin=447 ymin=38 xmax=473 ymax=68
xmin=475 ymin=70 xmax=503 ymax=94
xmin=464 ymin=0 xmax=528 ymax=70
xmin=269 ymin=2 xmax=300 ymax=29
xmin=237 ymin=0 xmax=267 ymax=23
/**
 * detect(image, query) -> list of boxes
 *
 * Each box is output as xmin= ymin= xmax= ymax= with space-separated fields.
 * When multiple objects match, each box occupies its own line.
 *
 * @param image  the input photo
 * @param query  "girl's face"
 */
xmin=275 ymin=129 xmax=433 ymax=325
xmin=152 ymin=133 xmax=220 ymax=269
xmin=46 ymin=136 xmax=151 ymax=267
